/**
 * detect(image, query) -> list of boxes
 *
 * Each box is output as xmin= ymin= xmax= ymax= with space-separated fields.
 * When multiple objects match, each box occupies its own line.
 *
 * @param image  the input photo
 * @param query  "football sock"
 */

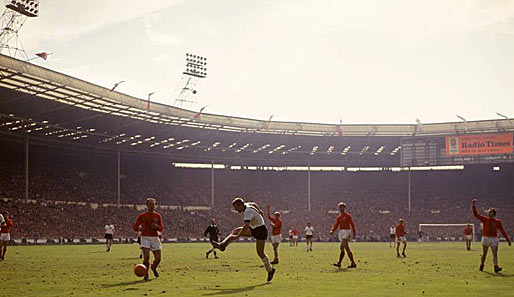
xmin=348 ymin=251 xmax=355 ymax=264
xmin=261 ymin=256 xmax=273 ymax=272
xmin=338 ymin=251 xmax=345 ymax=263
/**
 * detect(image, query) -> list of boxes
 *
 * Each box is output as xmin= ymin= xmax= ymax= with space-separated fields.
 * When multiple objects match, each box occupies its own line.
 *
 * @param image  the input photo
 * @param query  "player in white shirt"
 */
xmin=212 ymin=197 xmax=275 ymax=282
xmin=104 ymin=222 xmax=115 ymax=252
xmin=0 ymin=213 xmax=4 ymax=226
xmin=389 ymin=225 xmax=396 ymax=248
xmin=305 ymin=223 xmax=314 ymax=251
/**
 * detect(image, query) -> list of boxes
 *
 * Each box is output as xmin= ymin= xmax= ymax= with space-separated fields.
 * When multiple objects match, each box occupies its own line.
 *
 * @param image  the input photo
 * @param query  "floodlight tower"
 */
xmin=173 ymin=53 xmax=207 ymax=108
xmin=0 ymin=0 xmax=39 ymax=60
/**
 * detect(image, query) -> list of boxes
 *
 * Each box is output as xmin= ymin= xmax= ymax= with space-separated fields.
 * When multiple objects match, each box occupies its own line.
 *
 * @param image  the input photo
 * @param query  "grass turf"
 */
xmin=1 ymin=242 xmax=513 ymax=297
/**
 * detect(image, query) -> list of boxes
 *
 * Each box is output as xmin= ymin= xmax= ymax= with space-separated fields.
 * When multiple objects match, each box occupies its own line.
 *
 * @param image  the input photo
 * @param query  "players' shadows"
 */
xmin=332 ymin=268 xmax=350 ymax=273
xmin=100 ymin=279 xmax=153 ymax=288
xmin=201 ymin=283 xmax=269 ymax=295
xmin=483 ymin=272 xmax=514 ymax=278
xmin=119 ymin=257 xmax=143 ymax=260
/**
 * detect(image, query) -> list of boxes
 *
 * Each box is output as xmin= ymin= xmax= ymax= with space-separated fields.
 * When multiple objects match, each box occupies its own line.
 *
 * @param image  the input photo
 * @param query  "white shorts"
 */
xmin=396 ymin=236 xmax=407 ymax=243
xmin=481 ymin=236 xmax=499 ymax=247
xmin=140 ymin=236 xmax=162 ymax=251
xmin=338 ymin=229 xmax=352 ymax=241
xmin=270 ymin=235 xmax=282 ymax=244
xmin=293 ymin=235 xmax=298 ymax=240
xmin=0 ymin=233 xmax=10 ymax=241
xmin=465 ymin=235 xmax=472 ymax=241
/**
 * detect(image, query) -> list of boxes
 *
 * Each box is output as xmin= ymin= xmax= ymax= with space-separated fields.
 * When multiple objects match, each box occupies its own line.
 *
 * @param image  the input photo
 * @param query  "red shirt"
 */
xmin=395 ymin=224 xmax=406 ymax=237
xmin=133 ymin=211 xmax=163 ymax=237
xmin=331 ymin=212 xmax=356 ymax=235
xmin=473 ymin=205 xmax=511 ymax=244
xmin=268 ymin=214 xmax=282 ymax=236
xmin=1 ymin=218 xmax=13 ymax=233
xmin=463 ymin=227 xmax=473 ymax=235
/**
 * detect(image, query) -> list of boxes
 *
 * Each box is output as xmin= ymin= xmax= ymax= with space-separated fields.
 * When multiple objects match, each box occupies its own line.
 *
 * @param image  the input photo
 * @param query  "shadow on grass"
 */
xmin=100 ymin=279 xmax=152 ymax=288
xmin=332 ymin=268 xmax=350 ymax=273
xmin=483 ymin=272 xmax=514 ymax=277
xmin=119 ymin=257 xmax=142 ymax=260
xmin=202 ymin=283 xmax=269 ymax=295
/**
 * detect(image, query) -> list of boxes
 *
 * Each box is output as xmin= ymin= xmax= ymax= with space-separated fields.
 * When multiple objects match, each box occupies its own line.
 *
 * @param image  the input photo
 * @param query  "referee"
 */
xmin=204 ymin=218 xmax=221 ymax=259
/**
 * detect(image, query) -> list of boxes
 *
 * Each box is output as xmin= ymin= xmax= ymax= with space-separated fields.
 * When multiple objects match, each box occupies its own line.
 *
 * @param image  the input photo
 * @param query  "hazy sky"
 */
xmin=12 ymin=0 xmax=514 ymax=124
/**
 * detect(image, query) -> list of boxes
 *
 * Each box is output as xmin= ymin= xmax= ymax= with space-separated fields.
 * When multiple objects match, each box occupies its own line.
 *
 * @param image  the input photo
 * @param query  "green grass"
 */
xmin=1 ymin=242 xmax=513 ymax=297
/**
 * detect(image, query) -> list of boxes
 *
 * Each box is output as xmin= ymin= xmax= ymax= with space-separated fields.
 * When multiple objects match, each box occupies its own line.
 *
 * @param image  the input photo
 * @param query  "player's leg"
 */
xmin=480 ymin=244 xmax=488 ymax=271
xmin=343 ymin=239 xmax=356 ymax=267
xmin=402 ymin=240 xmax=407 ymax=257
xmin=0 ymin=240 xmax=5 ymax=260
xmin=491 ymin=245 xmax=501 ymax=273
xmin=215 ymin=227 xmax=251 ymax=251
xmin=151 ymin=249 xmax=161 ymax=277
xmin=333 ymin=241 xmax=345 ymax=268
xmin=271 ymin=242 xmax=279 ymax=264
xmin=141 ymin=247 xmax=151 ymax=280
xmin=396 ymin=238 xmax=400 ymax=257
xmin=256 ymin=239 xmax=275 ymax=281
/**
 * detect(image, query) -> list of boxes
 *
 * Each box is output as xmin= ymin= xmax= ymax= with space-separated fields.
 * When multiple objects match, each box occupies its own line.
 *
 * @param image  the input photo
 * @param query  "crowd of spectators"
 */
xmin=1 ymin=142 xmax=513 ymax=241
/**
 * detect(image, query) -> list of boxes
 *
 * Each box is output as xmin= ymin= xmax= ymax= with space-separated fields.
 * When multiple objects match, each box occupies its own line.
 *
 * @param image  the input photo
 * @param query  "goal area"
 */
xmin=418 ymin=223 xmax=475 ymax=242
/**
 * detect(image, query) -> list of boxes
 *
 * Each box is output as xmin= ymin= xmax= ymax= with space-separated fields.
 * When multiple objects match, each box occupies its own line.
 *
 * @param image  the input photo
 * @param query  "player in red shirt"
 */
xmin=267 ymin=205 xmax=282 ymax=264
xmin=463 ymin=224 xmax=473 ymax=251
xmin=133 ymin=198 xmax=164 ymax=280
xmin=0 ymin=211 xmax=14 ymax=261
xmin=472 ymin=199 xmax=512 ymax=273
xmin=395 ymin=219 xmax=407 ymax=257
xmin=329 ymin=202 xmax=357 ymax=268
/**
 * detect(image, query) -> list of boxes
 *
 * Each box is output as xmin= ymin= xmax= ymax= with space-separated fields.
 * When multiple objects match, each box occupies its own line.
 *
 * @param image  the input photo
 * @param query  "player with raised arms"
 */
xmin=133 ymin=198 xmax=164 ymax=280
xmin=472 ymin=199 xmax=511 ymax=273
xmin=267 ymin=204 xmax=282 ymax=264
xmin=0 ymin=211 xmax=13 ymax=261
xmin=329 ymin=202 xmax=357 ymax=268
xmin=463 ymin=224 xmax=473 ymax=251
xmin=395 ymin=219 xmax=407 ymax=257
xmin=212 ymin=197 xmax=276 ymax=282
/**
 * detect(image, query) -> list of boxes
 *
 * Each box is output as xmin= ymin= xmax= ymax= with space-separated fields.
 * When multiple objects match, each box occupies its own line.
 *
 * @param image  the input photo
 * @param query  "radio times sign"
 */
xmin=445 ymin=133 xmax=513 ymax=156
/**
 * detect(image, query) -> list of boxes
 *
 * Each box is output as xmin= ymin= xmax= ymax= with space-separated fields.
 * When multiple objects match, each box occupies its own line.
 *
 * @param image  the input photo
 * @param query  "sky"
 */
xmin=8 ymin=0 xmax=514 ymax=124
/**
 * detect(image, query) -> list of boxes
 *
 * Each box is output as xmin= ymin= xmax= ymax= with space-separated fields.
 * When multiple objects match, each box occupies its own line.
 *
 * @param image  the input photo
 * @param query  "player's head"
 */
xmin=307 ymin=222 xmax=311 ymax=227
xmin=274 ymin=211 xmax=280 ymax=219
xmin=146 ymin=197 xmax=156 ymax=211
xmin=399 ymin=219 xmax=404 ymax=225
xmin=2 ymin=210 xmax=8 ymax=217
xmin=467 ymin=223 xmax=471 ymax=227
xmin=487 ymin=208 xmax=496 ymax=217
xmin=338 ymin=202 xmax=346 ymax=213
xmin=210 ymin=218 xmax=216 ymax=225
xmin=232 ymin=197 xmax=245 ymax=213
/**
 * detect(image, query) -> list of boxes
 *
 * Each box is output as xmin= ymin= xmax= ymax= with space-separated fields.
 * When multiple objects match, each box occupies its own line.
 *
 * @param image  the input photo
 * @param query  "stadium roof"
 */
xmin=0 ymin=54 xmax=513 ymax=166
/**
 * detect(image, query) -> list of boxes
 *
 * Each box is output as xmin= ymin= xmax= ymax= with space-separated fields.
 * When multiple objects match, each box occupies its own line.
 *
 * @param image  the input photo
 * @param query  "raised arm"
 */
xmin=267 ymin=205 xmax=273 ymax=221
xmin=472 ymin=199 xmax=486 ymax=221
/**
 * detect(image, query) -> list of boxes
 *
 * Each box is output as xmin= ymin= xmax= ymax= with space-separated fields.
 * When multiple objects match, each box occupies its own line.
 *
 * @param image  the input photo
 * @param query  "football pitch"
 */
xmin=1 ymin=242 xmax=513 ymax=297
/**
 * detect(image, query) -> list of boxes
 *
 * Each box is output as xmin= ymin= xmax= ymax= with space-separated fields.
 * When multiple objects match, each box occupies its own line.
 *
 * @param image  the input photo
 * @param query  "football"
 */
xmin=134 ymin=264 xmax=147 ymax=277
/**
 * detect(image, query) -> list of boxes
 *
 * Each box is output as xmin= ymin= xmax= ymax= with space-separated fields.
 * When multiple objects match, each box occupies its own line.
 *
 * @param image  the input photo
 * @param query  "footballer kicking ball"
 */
xmin=134 ymin=264 xmax=148 ymax=277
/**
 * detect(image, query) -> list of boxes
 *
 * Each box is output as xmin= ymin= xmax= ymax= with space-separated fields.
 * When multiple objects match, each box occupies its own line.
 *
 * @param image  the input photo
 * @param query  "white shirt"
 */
xmin=390 ymin=227 xmax=395 ymax=235
xmin=305 ymin=226 xmax=314 ymax=236
xmin=0 ymin=214 xmax=4 ymax=225
xmin=105 ymin=224 xmax=115 ymax=234
xmin=243 ymin=203 xmax=265 ymax=229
